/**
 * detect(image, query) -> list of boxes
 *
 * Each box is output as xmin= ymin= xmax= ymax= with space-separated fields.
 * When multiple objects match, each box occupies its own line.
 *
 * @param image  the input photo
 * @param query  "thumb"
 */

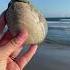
xmin=3 ymin=30 xmax=28 ymax=56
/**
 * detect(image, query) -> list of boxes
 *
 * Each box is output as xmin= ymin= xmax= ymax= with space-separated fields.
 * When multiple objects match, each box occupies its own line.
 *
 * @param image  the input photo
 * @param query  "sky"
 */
xmin=0 ymin=0 xmax=70 ymax=17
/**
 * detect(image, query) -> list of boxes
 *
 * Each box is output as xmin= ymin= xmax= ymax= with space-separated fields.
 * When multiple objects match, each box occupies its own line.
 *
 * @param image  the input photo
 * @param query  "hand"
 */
xmin=0 ymin=11 xmax=38 ymax=70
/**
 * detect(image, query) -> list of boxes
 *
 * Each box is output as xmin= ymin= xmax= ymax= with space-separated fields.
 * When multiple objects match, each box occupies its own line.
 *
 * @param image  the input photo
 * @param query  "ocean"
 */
xmin=1 ymin=19 xmax=70 ymax=70
xmin=1 ymin=19 xmax=70 ymax=45
xmin=24 ymin=19 xmax=70 ymax=70
xmin=47 ymin=20 xmax=70 ymax=45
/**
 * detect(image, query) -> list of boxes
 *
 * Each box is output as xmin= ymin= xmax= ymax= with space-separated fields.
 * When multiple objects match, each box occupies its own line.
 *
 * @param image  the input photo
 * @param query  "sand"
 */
xmin=21 ymin=42 xmax=70 ymax=70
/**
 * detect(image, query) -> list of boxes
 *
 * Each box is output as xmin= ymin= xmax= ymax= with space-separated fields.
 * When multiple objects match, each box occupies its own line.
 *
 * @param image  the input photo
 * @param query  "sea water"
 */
xmin=1 ymin=19 xmax=70 ymax=45
xmin=47 ymin=20 xmax=70 ymax=45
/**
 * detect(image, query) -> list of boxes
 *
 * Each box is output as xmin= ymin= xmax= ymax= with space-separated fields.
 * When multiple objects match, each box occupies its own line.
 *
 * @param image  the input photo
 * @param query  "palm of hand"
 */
xmin=0 ymin=11 xmax=38 ymax=70
xmin=7 ymin=58 xmax=20 ymax=70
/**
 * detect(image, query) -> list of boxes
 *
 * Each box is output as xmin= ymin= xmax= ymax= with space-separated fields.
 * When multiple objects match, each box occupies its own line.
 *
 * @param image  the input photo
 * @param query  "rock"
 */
xmin=6 ymin=1 xmax=48 ymax=44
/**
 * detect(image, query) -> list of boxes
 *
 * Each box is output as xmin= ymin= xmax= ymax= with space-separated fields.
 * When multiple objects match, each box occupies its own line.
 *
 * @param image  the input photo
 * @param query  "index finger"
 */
xmin=0 ymin=10 xmax=7 ymax=32
xmin=16 ymin=44 xmax=38 ymax=70
xmin=3 ymin=29 xmax=28 ymax=56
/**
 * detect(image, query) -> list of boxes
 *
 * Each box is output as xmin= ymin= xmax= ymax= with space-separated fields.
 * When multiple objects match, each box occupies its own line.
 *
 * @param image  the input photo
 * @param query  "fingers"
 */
xmin=3 ymin=30 xmax=28 ymax=56
xmin=7 ymin=57 xmax=20 ymax=70
xmin=0 ymin=11 xmax=6 ymax=32
xmin=10 ymin=46 xmax=23 ymax=59
xmin=0 ymin=30 xmax=13 ymax=46
xmin=16 ymin=44 xmax=38 ymax=70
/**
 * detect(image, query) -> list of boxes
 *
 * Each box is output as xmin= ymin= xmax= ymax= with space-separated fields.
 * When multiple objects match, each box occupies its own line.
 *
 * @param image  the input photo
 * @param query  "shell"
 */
xmin=6 ymin=2 xmax=48 ymax=44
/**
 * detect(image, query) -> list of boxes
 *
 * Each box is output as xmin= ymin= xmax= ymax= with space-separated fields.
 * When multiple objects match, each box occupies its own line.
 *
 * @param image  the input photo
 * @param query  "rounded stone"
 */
xmin=6 ymin=2 xmax=48 ymax=44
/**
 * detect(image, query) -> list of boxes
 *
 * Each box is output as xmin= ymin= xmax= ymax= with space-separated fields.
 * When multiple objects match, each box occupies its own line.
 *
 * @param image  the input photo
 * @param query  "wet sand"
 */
xmin=2 ymin=26 xmax=70 ymax=70
xmin=22 ymin=42 xmax=70 ymax=70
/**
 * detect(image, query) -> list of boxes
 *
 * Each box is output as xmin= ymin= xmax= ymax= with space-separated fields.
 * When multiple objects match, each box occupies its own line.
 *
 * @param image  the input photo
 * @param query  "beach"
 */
xmin=23 ymin=42 xmax=70 ymax=70
xmin=0 ymin=0 xmax=70 ymax=70
xmin=1 ymin=20 xmax=70 ymax=70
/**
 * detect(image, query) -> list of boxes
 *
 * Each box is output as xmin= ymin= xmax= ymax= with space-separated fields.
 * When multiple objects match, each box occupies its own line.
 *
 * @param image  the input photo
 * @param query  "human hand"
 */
xmin=0 ymin=11 xmax=38 ymax=70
